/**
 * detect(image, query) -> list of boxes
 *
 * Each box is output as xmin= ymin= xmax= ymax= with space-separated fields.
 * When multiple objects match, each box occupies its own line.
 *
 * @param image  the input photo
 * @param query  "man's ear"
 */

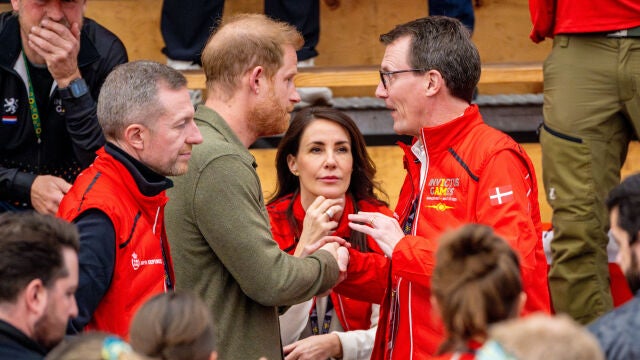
xmin=249 ymin=66 xmax=265 ymax=95
xmin=424 ymin=69 xmax=444 ymax=97
xmin=10 ymin=0 xmax=19 ymax=12
xmin=24 ymin=278 xmax=48 ymax=318
xmin=123 ymin=124 xmax=146 ymax=151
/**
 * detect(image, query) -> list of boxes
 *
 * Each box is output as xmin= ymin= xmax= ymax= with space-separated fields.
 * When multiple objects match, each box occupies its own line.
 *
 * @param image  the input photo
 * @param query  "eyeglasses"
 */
xmin=379 ymin=69 xmax=426 ymax=90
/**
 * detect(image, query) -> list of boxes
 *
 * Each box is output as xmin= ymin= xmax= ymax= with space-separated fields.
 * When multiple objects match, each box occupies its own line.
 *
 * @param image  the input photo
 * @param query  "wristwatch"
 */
xmin=58 ymin=78 xmax=89 ymax=99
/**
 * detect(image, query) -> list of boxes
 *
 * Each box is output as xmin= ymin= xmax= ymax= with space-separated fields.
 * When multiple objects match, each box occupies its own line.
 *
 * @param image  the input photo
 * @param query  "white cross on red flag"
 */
xmin=489 ymin=185 xmax=514 ymax=206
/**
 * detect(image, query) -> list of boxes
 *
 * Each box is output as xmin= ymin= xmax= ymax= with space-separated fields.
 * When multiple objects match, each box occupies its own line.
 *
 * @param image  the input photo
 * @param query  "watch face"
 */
xmin=70 ymin=78 xmax=89 ymax=98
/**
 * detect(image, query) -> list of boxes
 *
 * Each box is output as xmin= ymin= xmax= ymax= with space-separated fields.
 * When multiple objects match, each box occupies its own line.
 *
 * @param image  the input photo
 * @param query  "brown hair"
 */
xmin=431 ymin=224 xmax=522 ymax=354
xmin=379 ymin=16 xmax=480 ymax=103
xmin=0 ymin=212 xmax=79 ymax=302
xmin=201 ymin=13 xmax=303 ymax=99
xmin=267 ymin=107 xmax=388 ymax=251
xmin=130 ymin=292 xmax=216 ymax=360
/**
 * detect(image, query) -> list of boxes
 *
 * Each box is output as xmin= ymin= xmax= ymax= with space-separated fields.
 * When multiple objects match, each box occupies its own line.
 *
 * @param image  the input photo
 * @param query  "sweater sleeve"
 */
xmin=193 ymin=154 xmax=340 ymax=306
xmin=279 ymin=299 xmax=314 ymax=345
xmin=334 ymin=303 xmax=379 ymax=360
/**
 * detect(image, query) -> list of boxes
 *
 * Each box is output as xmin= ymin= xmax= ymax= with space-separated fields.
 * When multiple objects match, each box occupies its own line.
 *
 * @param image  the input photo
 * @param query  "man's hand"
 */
xmin=28 ymin=19 xmax=82 ymax=87
xmin=31 ymin=175 xmax=72 ymax=215
xmin=298 ymin=235 xmax=349 ymax=258
xmin=319 ymin=240 xmax=349 ymax=290
xmin=348 ymin=211 xmax=404 ymax=258
xmin=284 ymin=333 xmax=343 ymax=360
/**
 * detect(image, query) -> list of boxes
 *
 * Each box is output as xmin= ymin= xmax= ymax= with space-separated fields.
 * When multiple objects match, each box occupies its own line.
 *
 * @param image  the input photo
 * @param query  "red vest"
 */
xmin=58 ymin=147 xmax=174 ymax=338
xmin=267 ymin=193 xmax=392 ymax=330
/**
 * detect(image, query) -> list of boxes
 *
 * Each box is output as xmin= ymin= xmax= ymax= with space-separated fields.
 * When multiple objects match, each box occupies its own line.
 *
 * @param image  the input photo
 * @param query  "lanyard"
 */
xmin=22 ymin=51 xmax=42 ymax=144
xmin=310 ymin=296 xmax=334 ymax=335
xmin=309 ymin=295 xmax=333 ymax=335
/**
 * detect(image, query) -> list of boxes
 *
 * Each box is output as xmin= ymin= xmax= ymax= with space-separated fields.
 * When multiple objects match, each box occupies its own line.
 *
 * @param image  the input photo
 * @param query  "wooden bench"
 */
xmin=183 ymin=62 xmax=543 ymax=91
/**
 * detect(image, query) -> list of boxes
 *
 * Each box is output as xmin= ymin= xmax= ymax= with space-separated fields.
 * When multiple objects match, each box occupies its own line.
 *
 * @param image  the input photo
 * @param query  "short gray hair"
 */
xmin=97 ymin=61 xmax=187 ymax=140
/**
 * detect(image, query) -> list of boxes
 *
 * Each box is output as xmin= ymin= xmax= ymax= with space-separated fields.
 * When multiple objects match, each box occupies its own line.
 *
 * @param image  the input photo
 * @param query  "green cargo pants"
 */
xmin=542 ymin=34 xmax=640 ymax=324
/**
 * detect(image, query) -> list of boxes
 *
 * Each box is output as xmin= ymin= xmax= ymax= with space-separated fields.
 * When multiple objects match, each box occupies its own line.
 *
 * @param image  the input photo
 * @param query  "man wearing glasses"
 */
xmin=346 ymin=16 xmax=551 ymax=358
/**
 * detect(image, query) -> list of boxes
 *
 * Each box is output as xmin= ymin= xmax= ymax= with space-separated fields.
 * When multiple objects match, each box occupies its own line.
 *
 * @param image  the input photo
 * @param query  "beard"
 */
xmin=248 ymin=87 xmax=291 ymax=137
xmin=33 ymin=310 xmax=65 ymax=350
xmin=625 ymin=250 xmax=640 ymax=294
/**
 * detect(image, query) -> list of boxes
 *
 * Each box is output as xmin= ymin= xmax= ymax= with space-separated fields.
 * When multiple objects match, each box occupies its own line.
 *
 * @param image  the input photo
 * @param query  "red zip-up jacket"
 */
xmin=347 ymin=105 xmax=551 ymax=359
xmin=268 ymin=193 xmax=392 ymax=331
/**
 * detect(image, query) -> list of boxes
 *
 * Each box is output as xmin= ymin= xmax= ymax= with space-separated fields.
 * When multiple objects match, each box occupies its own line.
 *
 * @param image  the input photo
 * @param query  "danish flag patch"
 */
xmin=489 ymin=185 xmax=514 ymax=206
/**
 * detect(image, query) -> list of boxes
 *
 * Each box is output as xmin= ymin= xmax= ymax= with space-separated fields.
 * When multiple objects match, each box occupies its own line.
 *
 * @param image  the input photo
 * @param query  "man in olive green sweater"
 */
xmin=165 ymin=14 xmax=349 ymax=360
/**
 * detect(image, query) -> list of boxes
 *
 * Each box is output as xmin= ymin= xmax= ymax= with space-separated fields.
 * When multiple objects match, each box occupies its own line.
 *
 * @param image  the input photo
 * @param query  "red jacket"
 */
xmin=267 ymin=193 xmax=392 ymax=331
xmin=529 ymin=0 xmax=640 ymax=42
xmin=58 ymin=147 xmax=175 ymax=338
xmin=370 ymin=105 xmax=551 ymax=359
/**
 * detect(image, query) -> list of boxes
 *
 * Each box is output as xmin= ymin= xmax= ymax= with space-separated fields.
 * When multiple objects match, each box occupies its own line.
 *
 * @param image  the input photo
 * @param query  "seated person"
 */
xmin=267 ymin=107 xmax=392 ymax=359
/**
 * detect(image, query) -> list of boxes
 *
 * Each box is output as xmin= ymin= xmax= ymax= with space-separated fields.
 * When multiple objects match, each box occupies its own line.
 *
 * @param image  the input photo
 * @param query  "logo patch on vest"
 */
xmin=131 ymin=251 xmax=163 ymax=271
xmin=131 ymin=252 xmax=140 ymax=270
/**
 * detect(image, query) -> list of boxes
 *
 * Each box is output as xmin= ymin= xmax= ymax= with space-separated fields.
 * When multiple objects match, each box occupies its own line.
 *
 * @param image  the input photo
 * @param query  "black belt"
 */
xmin=606 ymin=25 xmax=640 ymax=38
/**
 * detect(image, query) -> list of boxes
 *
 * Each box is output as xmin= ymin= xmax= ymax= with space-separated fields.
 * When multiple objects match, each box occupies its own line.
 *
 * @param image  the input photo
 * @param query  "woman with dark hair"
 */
xmin=267 ymin=107 xmax=392 ymax=359
xmin=430 ymin=224 xmax=526 ymax=360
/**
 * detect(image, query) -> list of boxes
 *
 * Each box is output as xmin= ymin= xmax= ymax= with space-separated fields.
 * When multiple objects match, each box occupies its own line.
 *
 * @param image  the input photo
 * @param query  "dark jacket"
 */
xmin=0 ymin=320 xmax=46 ymax=360
xmin=0 ymin=12 xmax=127 ymax=209
xmin=588 ymin=293 xmax=640 ymax=360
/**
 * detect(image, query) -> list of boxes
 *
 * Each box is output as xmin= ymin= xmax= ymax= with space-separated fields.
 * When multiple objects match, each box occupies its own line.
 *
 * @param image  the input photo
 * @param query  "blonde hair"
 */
xmin=431 ymin=224 xmax=522 ymax=354
xmin=488 ymin=314 xmax=604 ymax=360
xmin=129 ymin=292 xmax=216 ymax=360
xmin=200 ymin=13 xmax=303 ymax=98
xmin=45 ymin=332 xmax=148 ymax=360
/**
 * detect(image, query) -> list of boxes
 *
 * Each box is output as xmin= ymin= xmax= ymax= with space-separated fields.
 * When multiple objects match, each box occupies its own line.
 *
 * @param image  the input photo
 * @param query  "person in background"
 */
xmin=428 ymin=0 xmax=474 ymax=34
xmin=130 ymin=292 xmax=217 ymax=360
xmin=46 ymin=333 xmax=149 ymax=360
xmin=588 ymin=173 xmax=640 ymax=359
xmin=529 ymin=0 xmax=640 ymax=324
xmin=57 ymin=61 xmax=203 ymax=338
xmin=431 ymin=224 xmax=526 ymax=360
xmin=267 ymin=107 xmax=391 ymax=359
xmin=478 ymin=314 xmax=604 ymax=360
xmin=0 ymin=0 xmax=128 ymax=214
xmin=164 ymin=14 xmax=348 ymax=360
xmin=0 ymin=212 xmax=79 ymax=359
xmin=346 ymin=16 xmax=550 ymax=359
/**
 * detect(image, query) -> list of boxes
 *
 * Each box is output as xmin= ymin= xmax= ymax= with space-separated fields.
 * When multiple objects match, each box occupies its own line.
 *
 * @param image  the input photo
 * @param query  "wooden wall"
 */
xmin=254 ymin=143 xmax=640 ymax=224
xmin=0 ymin=0 xmax=552 ymax=94
xmin=80 ymin=0 xmax=552 ymax=67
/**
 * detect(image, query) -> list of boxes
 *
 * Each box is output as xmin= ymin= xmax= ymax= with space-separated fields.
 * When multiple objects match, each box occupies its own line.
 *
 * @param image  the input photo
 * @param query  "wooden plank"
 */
xmin=252 ymin=142 xmax=640 ymax=224
xmin=184 ymin=62 xmax=543 ymax=91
